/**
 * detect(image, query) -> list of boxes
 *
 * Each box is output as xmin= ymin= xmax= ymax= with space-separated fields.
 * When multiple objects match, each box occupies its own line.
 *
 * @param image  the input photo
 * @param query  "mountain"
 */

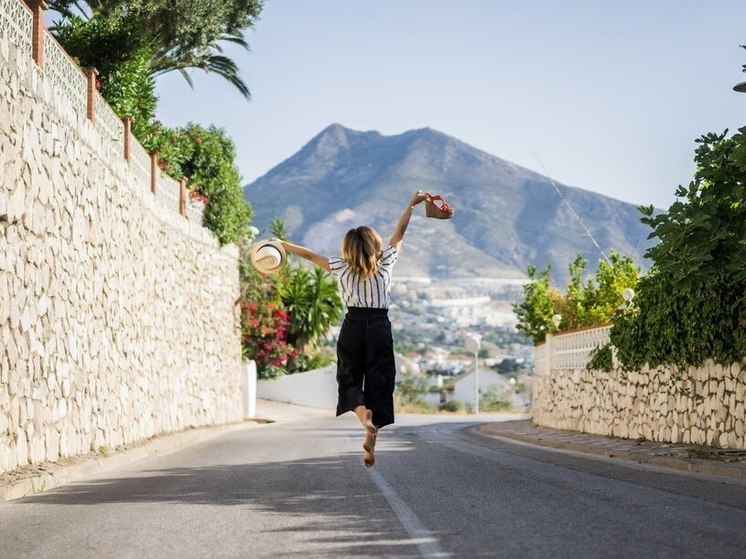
xmin=244 ymin=124 xmax=654 ymax=283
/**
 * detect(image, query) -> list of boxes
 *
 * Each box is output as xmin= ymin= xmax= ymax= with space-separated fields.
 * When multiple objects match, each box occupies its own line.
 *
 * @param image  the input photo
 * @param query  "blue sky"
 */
xmin=155 ymin=1 xmax=746 ymax=209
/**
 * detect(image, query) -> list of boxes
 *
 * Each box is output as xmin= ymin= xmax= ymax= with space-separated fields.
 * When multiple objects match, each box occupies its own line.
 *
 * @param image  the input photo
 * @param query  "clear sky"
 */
xmin=154 ymin=0 xmax=746 ymax=210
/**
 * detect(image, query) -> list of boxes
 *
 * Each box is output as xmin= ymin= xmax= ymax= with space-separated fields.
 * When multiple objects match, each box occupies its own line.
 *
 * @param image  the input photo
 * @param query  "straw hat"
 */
xmin=249 ymin=239 xmax=287 ymax=275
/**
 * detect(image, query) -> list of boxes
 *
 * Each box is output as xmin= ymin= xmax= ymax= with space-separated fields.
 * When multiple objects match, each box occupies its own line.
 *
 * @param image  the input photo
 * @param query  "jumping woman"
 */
xmin=278 ymin=190 xmax=428 ymax=467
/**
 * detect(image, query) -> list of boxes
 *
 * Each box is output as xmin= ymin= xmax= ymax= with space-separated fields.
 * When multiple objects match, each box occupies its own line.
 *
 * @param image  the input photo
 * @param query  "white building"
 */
xmin=452 ymin=369 xmax=511 ymax=407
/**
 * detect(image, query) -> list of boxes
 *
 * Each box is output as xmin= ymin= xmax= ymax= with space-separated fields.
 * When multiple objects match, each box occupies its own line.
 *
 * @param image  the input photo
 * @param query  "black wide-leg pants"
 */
xmin=336 ymin=307 xmax=396 ymax=429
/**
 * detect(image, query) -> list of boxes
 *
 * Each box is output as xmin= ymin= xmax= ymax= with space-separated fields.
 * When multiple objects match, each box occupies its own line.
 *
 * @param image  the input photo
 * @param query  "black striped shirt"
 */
xmin=328 ymin=246 xmax=398 ymax=309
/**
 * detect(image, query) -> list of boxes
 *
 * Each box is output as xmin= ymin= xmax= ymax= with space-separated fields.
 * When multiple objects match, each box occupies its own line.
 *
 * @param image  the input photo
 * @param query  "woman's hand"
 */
xmin=410 ymin=190 xmax=428 ymax=207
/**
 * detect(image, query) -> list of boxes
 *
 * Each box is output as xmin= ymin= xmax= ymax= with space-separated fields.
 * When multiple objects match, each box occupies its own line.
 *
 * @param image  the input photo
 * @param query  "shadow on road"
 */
xmin=12 ymin=448 xmax=429 ymax=557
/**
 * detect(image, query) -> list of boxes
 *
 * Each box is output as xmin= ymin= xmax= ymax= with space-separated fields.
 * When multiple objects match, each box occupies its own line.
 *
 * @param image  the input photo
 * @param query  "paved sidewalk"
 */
xmin=477 ymin=420 xmax=746 ymax=480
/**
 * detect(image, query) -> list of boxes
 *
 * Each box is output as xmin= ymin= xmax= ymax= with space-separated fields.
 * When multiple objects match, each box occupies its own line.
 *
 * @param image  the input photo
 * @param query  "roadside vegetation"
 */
xmin=49 ymin=0 xmax=261 ymax=245
xmin=513 ymin=250 xmax=640 ymax=345
xmin=598 ymin=128 xmax=746 ymax=372
xmin=238 ymin=221 xmax=344 ymax=379
xmin=46 ymin=1 xmax=346 ymax=377
xmin=515 ymin=127 xmax=746 ymax=373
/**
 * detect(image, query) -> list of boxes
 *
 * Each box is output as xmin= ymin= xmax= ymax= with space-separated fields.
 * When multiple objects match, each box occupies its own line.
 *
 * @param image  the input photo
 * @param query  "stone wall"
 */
xmin=533 ymin=360 xmax=746 ymax=449
xmin=0 ymin=25 xmax=243 ymax=474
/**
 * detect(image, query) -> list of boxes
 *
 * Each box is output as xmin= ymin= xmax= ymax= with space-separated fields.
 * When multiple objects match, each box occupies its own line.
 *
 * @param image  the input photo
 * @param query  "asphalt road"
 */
xmin=1 ymin=410 xmax=746 ymax=559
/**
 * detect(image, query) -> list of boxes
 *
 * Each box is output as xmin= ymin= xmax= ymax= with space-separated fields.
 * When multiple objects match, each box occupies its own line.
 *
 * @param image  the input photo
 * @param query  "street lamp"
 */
xmin=465 ymin=334 xmax=481 ymax=414
xmin=621 ymin=288 xmax=635 ymax=310
xmin=551 ymin=314 xmax=562 ymax=329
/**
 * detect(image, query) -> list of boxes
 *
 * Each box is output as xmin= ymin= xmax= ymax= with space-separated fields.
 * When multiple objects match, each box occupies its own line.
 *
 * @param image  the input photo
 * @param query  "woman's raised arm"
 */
xmin=389 ymin=190 xmax=428 ymax=251
xmin=278 ymin=240 xmax=331 ymax=272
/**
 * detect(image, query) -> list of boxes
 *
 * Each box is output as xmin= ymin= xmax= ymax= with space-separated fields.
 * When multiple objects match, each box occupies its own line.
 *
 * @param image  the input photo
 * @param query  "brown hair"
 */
xmin=342 ymin=226 xmax=383 ymax=278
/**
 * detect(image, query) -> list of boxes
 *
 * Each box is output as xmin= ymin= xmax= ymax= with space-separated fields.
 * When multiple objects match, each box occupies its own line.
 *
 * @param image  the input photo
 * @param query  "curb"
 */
xmin=476 ymin=424 xmax=746 ymax=480
xmin=0 ymin=420 xmax=266 ymax=503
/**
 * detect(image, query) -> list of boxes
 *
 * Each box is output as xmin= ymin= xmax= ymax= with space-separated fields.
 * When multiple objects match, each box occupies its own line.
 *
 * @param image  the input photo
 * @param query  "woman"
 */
xmin=279 ymin=190 xmax=428 ymax=467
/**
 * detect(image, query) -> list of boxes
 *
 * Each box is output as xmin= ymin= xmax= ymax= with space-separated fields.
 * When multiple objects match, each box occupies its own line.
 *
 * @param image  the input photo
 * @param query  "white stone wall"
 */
xmin=257 ymin=365 xmax=338 ymax=409
xmin=0 ymin=32 xmax=243 ymax=474
xmin=532 ymin=361 xmax=746 ymax=449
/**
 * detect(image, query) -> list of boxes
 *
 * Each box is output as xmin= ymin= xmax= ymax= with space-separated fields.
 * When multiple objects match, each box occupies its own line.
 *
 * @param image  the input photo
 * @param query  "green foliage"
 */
xmin=288 ymin=348 xmax=335 ymax=374
xmin=271 ymin=218 xmax=288 ymax=240
xmin=439 ymin=399 xmax=463 ymax=412
xmin=587 ymin=343 xmax=614 ymax=372
xmin=560 ymin=255 xmax=593 ymax=329
xmin=53 ymin=14 xmax=253 ymax=246
xmin=514 ymin=251 xmax=640 ymax=344
xmin=49 ymin=0 xmax=264 ymax=97
xmin=52 ymin=12 xmax=142 ymax=75
xmin=640 ymin=130 xmax=746 ymax=285
xmin=586 ymin=252 xmax=641 ymax=324
xmin=480 ymin=385 xmax=513 ymax=412
xmin=180 ymin=124 xmax=253 ymax=244
xmin=52 ymin=13 xmax=157 ymax=133
xmin=108 ymin=0 xmax=262 ymax=98
xmin=491 ymin=358 xmax=526 ymax=378
xmin=395 ymin=373 xmax=429 ymax=406
xmin=608 ymin=129 xmax=746 ymax=370
xmin=280 ymin=267 xmax=344 ymax=354
xmin=512 ymin=264 xmax=560 ymax=344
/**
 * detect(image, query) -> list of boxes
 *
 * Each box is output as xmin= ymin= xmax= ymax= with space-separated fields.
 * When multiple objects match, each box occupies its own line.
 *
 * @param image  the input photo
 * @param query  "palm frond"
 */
xmin=178 ymin=68 xmax=195 ymax=89
xmin=150 ymin=47 xmax=251 ymax=99
xmin=221 ymin=33 xmax=250 ymax=51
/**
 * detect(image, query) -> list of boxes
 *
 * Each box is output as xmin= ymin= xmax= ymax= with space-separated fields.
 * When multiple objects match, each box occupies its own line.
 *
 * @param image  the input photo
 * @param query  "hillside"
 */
xmin=244 ymin=124 xmax=653 ymax=282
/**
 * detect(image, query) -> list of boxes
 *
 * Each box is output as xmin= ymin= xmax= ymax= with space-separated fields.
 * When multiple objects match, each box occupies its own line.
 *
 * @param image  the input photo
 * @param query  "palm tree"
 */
xmin=48 ymin=0 xmax=261 ymax=99
xmin=281 ymin=267 xmax=343 ymax=355
xmin=270 ymin=218 xmax=289 ymax=241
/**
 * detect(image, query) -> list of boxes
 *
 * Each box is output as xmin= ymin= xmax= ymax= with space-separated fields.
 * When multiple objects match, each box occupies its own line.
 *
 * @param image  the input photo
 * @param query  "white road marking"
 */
xmin=367 ymin=468 xmax=451 ymax=559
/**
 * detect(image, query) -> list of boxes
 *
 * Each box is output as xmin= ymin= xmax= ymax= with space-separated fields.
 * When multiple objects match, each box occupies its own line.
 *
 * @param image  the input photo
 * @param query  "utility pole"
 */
xmin=466 ymin=334 xmax=481 ymax=414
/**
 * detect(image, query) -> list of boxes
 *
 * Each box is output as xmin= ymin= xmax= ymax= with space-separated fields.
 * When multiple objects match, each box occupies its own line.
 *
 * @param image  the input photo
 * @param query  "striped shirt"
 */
xmin=328 ymin=246 xmax=398 ymax=309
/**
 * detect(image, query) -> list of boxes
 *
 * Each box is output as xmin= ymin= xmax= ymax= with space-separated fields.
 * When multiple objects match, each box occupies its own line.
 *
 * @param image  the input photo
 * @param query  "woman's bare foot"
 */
xmin=362 ymin=410 xmax=377 ymax=467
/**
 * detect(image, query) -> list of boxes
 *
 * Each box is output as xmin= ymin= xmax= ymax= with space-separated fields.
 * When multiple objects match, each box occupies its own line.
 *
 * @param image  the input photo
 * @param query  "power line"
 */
xmin=529 ymin=148 xmax=610 ymax=265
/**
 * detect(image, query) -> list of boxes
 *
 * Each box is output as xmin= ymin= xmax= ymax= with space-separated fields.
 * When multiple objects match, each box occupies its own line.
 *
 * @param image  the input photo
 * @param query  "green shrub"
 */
xmin=514 ymin=251 xmax=639 ymax=344
xmin=287 ymin=348 xmax=335 ymax=374
xmin=608 ymin=129 xmax=746 ymax=370
xmin=439 ymin=399 xmax=463 ymax=412
xmin=53 ymin=13 xmax=157 ymax=132
xmin=396 ymin=373 xmax=429 ymax=406
xmin=480 ymin=385 xmax=513 ymax=412
xmin=174 ymin=124 xmax=253 ymax=244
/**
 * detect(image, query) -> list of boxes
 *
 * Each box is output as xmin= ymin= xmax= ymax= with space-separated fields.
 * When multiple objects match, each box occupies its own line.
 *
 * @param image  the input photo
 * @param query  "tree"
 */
xmin=514 ymin=252 xmax=640 ymax=345
xmin=559 ymin=255 xmax=594 ymax=330
xmin=513 ymin=264 xmax=561 ymax=344
xmin=270 ymin=218 xmax=288 ymax=240
xmin=603 ymin=128 xmax=746 ymax=370
xmin=395 ymin=373 xmax=429 ymax=406
xmin=585 ymin=252 xmax=640 ymax=324
xmin=492 ymin=358 xmax=525 ymax=377
xmin=49 ymin=0 xmax=263 ymax=98
xmin=640 ymin=130 xmax=746 ymax=286
xmin=52 ymin=13 xmax=156 ymax=134
xmin=281 ymin=267 xmax=344 ymax=355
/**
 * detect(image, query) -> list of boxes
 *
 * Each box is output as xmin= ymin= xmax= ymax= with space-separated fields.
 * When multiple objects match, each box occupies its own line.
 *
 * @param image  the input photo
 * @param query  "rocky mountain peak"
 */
xmin=245 ymin=125 xmax=653 ymax=282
